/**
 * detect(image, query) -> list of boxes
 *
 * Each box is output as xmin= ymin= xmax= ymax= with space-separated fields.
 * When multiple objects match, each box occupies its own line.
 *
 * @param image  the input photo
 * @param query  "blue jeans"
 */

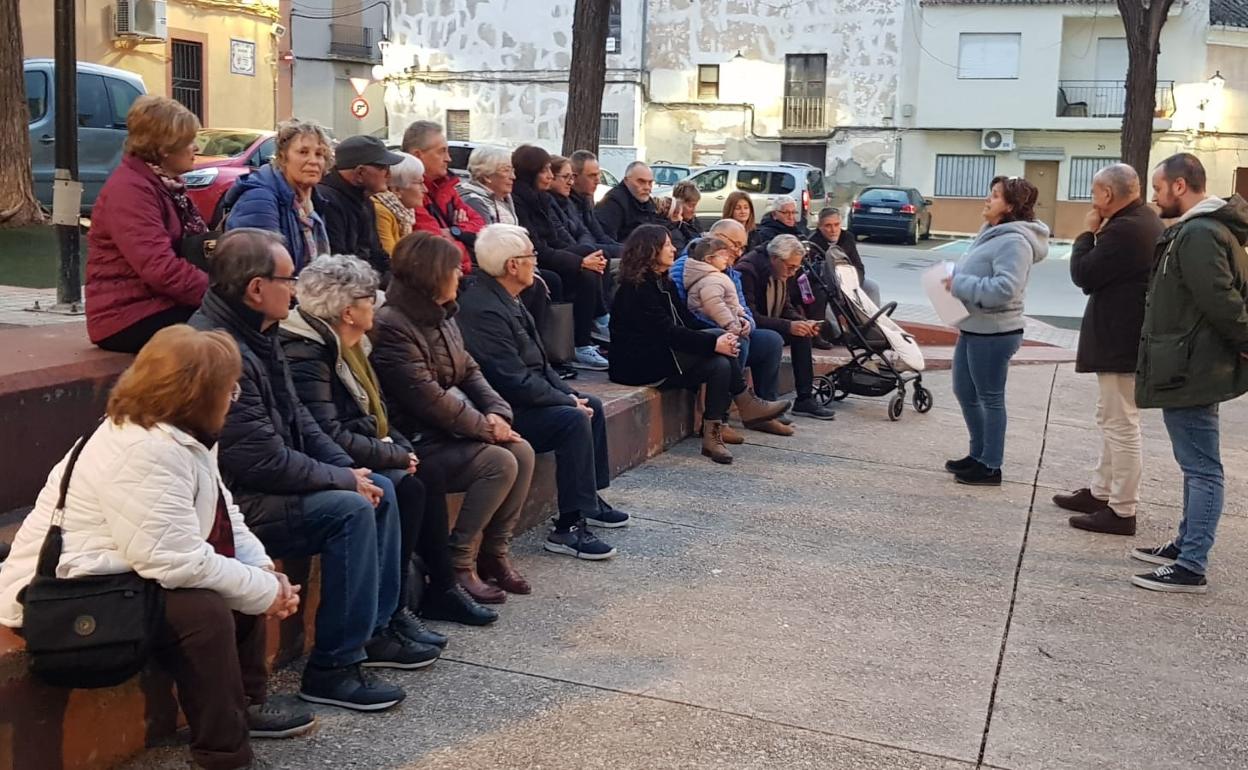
xmin=952 ymin=332 xmax=1022 ymax=470
xmin=1163 ymin=405 xmax=1224 ymax=575
xmin=297 ymin=472 xmax=402 ymax=668
xmin=513 ymin=393 xmax=611 ymax=530
xmin=742 ymin=328 xmax=784 ymax=401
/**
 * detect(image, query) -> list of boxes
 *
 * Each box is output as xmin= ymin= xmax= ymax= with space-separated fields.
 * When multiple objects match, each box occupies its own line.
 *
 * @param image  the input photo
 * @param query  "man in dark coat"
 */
xmin=736 ymin=234 xmax=836 ymax=421
xmin=753 ymin=196 xmax=808 ymax=248
xmin=1129 ymin=154 xmax=1248 ymax=594
xmin=457 ymin=224 xmax=628 ymax=561
xmin=317 ymin=135 xmax=404 ymax=277
xmin=189 ymin=228 xmax=436 ymax=712
xmin=595 ymin=161 xmax=662 ymax=242
xmin=1053 ymin=164 xmax=1163 ymax=537
xmin=568 ymin=150 xmax=623 ymax=260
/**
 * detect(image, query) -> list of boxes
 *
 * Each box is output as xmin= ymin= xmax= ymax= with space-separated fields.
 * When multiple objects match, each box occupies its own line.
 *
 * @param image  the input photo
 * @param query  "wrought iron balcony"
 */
xmin=329 ymin=24 xmax=380 ymax=62
xmin=1056 ymin=80 xmax=1176 ymax=119
xmin=782 ymin=96 xmax=832 ymax=131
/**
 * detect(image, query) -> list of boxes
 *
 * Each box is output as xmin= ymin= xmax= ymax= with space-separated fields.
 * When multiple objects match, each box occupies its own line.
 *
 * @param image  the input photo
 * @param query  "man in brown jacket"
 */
xmin=1053 ymin=164 xmax=1163 ymax=535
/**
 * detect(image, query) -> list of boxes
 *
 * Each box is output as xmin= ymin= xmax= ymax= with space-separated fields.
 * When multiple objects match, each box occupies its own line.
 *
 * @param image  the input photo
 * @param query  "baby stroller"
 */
xmin=799 ymin=240 xmax=933 ymax=420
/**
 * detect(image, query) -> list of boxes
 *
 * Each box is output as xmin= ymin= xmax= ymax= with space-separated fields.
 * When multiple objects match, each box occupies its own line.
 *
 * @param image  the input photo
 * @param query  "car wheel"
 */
xmin=921 ymin=216 xmax=933 ymax=240
xmin=906 ymin=221 xmax=919 ymax=246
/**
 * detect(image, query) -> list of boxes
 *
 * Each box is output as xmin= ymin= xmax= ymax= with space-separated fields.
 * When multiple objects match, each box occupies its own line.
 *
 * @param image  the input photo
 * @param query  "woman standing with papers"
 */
xmin=942 ymin=176 xmax=1049 ymax=486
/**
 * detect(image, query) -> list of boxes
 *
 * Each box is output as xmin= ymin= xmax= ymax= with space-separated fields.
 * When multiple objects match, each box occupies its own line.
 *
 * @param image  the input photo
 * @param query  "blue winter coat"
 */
xmin=221 ymin=164 xmax=329 ymax=272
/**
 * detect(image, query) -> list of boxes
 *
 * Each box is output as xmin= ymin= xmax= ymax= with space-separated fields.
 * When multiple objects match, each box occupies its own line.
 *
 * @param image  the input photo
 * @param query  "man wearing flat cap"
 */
xmin=317 ymin=135 xmax=404 ymax=276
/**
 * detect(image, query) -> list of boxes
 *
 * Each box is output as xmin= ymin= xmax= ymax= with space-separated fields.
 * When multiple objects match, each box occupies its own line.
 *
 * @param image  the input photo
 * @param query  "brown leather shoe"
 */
xmin=747 ymin=418 xmax=795 ymax=437
xmin=1052 ymin=488 xmax=1108 ymax=514
xmin=719 ymin=423 xmax=745 ymax=445
xmin=1069 ymin=507 xmax=1136 ymax=536
xmin=734 ymin=389 xmax=791 ymax=426
xmin=455 ymin=567 xmax=506 ymax=604
xmin=477 ymin=554 xmax=532 ymax=595
xmin=701 ymin=420 xmax=733 ymax=464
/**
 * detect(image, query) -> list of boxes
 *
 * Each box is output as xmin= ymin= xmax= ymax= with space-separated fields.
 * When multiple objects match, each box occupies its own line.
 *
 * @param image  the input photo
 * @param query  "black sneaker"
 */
xmin=955 ymin=461 xmax=1002 ymax=486
xmin=545 ymin=522 xmax=618 ymax=561
xmin=1131 ymin=541 xmax=1181 ymax=566
xmin=299 ymin=663 xmax=405 ymax=712
xmin=420 ymin=584 xmax=499 ymax=626
xmin=363 ymin=628 xmax=441 ymax=670
xmin=555 ymin=363 xmax=578 ymax=380
xmin=247 ymin=696 xmax=316 ymax=739
xmin=586 ymin=496 xmax=630 ymax=528
xmin=792 ymin=397 xmax=836 ymax=421
xmin=391 ymin=606 xmax=448 ymax=648
xmin=1131 ymin=564 xmax=1208 ymax=594
xmin=944 ymin=455 xmax=977 ymax=474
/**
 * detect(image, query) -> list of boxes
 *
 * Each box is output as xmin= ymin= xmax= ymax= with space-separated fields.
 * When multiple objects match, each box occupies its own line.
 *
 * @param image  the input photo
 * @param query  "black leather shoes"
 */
xmin=1069 ymin=507 xmax=1136 ymax=536
xmin=1052 ymin=488 xmax=1109 ymax=514
xmin=419 ymin=585 xmax=499 ymax=626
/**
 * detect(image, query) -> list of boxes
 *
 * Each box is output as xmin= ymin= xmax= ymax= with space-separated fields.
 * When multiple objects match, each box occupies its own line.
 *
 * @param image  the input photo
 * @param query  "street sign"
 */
xmin=350 ymin=97 xmax=369 ymax=120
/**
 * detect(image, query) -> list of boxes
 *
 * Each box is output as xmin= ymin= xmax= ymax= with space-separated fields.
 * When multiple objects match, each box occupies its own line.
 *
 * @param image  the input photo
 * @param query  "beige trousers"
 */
xmin=1089 ymin=373 xmax=1142 ymax=517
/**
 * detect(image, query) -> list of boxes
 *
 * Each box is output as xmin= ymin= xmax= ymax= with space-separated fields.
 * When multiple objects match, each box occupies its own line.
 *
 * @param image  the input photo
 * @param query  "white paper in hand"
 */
xmin=921 ymin=262 xmax=970 ymax=326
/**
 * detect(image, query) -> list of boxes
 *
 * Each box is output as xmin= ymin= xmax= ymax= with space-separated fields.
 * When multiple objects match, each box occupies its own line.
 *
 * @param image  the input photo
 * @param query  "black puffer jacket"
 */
xmin=369 ymin=278 xmax=513 ymax=445
xmin=809 ymin=228 xmax=866 ymax=283
xmin=595 ymin=183 xmax=661 ymax=243
xmin=609 ymin=272 xmax=719 ymax=386
xmin=549 ymin=193 xmax=597 ymax=250
xmin=278 ymin=307 xmax=413 ymax=470
xmin=754 ymin=212 xmax=807 ymax=248
xmin=188 ymin=290 xmax=356 ymax=557
xmin=512 ymin=180 xmax=585 ymax=274
xmin=317 ymin=171 xmax=389 ymax=277
xmin=570 ymin=191 xmax=622 ymax=257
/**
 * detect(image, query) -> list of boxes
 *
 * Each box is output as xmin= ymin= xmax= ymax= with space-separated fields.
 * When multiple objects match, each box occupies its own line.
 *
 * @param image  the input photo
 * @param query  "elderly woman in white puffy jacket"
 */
xmin=0 ymin=326 xmax=315 ymax=770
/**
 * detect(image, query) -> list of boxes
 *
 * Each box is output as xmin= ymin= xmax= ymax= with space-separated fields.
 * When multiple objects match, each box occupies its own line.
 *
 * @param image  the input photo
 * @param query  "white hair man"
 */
xmin=457 ymin=224 xmax=630 ymax=561
xmin=1054 ymin=163 xmax=1164 ymax=538
xmin=753 ymin=194 xmax=807 ymax=247
xmin=594 ymin=160 xmax=662 ymax=241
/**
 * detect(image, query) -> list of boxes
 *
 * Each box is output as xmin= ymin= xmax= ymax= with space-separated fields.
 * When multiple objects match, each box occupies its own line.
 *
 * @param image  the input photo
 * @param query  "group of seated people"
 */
xmin=13 ymin=93 xmax=867 ymax=768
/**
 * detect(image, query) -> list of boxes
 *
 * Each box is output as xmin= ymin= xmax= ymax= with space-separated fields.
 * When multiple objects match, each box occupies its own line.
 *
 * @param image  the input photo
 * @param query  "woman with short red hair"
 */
xmin=0 ymin=325 xmax=314 ymax=769
xmin=86 ymin=96 xmax=211 ymax=353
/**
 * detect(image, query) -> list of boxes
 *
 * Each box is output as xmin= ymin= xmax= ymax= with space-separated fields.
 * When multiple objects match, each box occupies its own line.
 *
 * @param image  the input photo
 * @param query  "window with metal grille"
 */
xmin=698 ymin=65 xmax=719 ymax=100
xmin=934 ymin=154 xmax=996 ymax=197
xmin=1069 ymin=157 xmax=1120 ymax=200
xmin=599 ymin=112 xmax=619 ymax=146
xmin=171 ymin=40 xmax=204 ymax=121
xmin=606 ymin=0 xmax=622 ymax=53
xmin=446 ymin=110 xmax=470 ymax=141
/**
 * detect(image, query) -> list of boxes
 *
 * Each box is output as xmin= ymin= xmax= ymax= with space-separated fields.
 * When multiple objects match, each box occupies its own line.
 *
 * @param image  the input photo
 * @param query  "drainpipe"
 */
xmin=638 ymin=0 xmax=649 ymax=151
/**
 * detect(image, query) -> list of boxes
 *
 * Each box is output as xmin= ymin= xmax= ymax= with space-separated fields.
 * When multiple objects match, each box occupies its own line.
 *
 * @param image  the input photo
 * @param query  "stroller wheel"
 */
xmin=888 ymin=393 xmax=905 ymax=421
xmin=913 ymin=386 xmax=934 ymax=414
xmin=812 ymin=375 xmax=835 ymax=406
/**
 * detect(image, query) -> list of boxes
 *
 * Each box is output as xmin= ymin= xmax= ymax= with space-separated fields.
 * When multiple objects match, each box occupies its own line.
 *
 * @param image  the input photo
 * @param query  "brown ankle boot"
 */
xmin=455 ymin=567 xmax=507 ymax=604
xmin=747 ymin=418 xmax=795 ymax=437
xmin=735 ymin=390 xmax=791 ymax=426
xmin=477 ymin=554 xmax=532 ymax=595
xmin=719 ymin=422 xmax=745 ymax=445
xmin=701 ymin=420 xmax=734 ymax=464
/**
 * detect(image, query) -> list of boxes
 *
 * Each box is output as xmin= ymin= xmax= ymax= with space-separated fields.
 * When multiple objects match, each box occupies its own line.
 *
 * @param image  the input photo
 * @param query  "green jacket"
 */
xmin=1136 ymin=195 xmax=1248 ymax=409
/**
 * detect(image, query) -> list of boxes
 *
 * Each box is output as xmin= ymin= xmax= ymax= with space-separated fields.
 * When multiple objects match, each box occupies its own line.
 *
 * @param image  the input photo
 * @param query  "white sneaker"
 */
xmin=591 ymin=315 xmax=611 ymax=344
xmin=572 ymin=345 xmax=609 ymax=370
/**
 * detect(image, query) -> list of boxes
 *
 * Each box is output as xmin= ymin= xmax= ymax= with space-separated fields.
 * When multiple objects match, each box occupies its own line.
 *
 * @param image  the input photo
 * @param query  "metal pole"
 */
xmin=53 ymin=0 xmax=81 ymax=310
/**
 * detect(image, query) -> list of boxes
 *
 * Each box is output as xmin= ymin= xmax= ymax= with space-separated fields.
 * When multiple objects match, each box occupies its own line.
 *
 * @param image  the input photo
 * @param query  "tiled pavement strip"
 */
xmin=121 ymin=365 xmax=1247 ymax=769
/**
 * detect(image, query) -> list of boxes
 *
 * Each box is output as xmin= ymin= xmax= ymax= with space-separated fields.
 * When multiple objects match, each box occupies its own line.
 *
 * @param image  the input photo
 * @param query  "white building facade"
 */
xmin=897 ymin=0 xmax=1248 ymax=238
xmin=289 ymin=0 xmax=389 ymax=139
xmin=378 ymin=0 xmax=904 ymax=196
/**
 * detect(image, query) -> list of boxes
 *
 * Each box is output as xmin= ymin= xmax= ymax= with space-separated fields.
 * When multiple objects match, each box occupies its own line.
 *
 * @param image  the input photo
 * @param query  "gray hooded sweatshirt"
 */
xmin=950 ymin=220 xmax=1050 ymax=334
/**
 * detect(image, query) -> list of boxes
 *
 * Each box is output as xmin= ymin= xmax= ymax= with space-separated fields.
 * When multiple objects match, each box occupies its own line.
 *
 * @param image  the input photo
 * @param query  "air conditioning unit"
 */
xmin=981 ymin=129 xmax=1015 ymax=152
xmin=115 ymin=0 xmax=168 ymax=41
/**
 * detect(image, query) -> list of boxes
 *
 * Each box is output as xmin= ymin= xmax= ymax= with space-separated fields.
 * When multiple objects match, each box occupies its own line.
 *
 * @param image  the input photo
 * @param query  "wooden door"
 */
xmin=1234 ymin=168 xmax=1248 ymax=199
xmin=1024 ymin=160 xmax=1059 ymax=230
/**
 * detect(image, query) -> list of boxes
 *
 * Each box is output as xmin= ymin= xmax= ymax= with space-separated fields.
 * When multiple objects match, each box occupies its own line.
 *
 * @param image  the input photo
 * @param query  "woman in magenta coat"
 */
xmin=86 ymin=96 xmax=209 ymax=353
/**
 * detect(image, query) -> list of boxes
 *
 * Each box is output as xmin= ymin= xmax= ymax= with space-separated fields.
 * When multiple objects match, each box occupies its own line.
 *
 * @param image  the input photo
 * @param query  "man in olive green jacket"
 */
xmin=1131 ymin=154 xmax=1248 ymax=594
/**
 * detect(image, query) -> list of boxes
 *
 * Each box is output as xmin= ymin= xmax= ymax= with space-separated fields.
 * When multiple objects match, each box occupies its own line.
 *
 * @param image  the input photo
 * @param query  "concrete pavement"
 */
xmin=121 ymin=364 xmax=1248 ymax=769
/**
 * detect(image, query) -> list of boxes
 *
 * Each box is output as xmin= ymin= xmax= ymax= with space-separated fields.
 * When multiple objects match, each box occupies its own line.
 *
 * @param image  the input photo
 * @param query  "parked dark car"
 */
xmin=847 ymin=186 xmax=933 ymax=245
xmin=184 ymin=129 xmax=277 ymax=222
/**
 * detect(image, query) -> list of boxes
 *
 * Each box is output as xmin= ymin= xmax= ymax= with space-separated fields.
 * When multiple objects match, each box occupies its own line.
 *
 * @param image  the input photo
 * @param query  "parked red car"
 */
xmin=185 ymin=129 xmax=277 ymax=223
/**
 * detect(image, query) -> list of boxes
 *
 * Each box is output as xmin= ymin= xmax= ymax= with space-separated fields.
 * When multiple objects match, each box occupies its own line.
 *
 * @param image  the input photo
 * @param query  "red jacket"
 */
xmin=412 ymin=173 xmax=483 ymax=273
xmin=85 ymin=155 xmax=208 ymax=342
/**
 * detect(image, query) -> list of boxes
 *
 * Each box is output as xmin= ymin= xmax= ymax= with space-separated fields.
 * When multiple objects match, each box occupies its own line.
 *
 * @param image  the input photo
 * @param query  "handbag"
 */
xmin=540 ymin=302 xmax=576 ymax=364
xmin=18 ymin=431 xmax=165 ymax=689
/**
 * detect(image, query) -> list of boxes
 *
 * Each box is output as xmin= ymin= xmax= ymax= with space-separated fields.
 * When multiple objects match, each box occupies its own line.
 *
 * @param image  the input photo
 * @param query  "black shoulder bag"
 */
xmin=18 ymin=432 xmax=165 ymax=689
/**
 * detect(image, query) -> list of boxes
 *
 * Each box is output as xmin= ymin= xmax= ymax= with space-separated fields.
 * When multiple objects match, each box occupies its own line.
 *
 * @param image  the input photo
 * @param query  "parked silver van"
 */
xmin=25 ymin=59 xmax=147 ymax=214
xmin=660 ymin=161 xmax=830 ymax=227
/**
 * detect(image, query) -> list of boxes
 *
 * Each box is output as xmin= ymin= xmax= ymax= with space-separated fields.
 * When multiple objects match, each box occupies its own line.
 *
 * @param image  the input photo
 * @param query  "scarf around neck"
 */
xmin=148 ymin=162 xmax=207 ymax=236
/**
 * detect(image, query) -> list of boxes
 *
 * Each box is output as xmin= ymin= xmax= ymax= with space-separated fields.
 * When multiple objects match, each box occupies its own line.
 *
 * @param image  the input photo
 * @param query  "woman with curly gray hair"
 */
xmin=222 ymin=119 xmax=334 ymax=271
xmin=279 ymin=254 xmax=498 ymax=629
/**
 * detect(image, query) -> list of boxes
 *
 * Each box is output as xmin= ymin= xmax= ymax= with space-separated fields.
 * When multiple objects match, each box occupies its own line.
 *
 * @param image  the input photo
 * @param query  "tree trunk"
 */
xmin=0 ymin=0 xmax=44 ymax=227
xmin=562 ymin=0 xmax=611 ymax=157
xmin=1117 ymin=0 xmax=1176 ymax=191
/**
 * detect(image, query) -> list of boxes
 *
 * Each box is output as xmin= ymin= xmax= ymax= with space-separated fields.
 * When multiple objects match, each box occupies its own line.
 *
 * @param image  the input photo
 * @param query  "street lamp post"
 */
xmin=53 ymin=0 xmax=82 ymax=311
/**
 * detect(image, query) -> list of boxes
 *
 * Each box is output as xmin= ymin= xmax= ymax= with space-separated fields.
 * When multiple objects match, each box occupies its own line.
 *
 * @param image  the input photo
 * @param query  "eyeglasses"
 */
xmin=556 ymin=173 xmax=575 ymax=181
xmin=265 ymin=274 xmax=299 ymax=285
xmin=512 ymin=253 xmax=538 ymax=261
xmin=230 ymin=382 xmax=242 ymax=403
